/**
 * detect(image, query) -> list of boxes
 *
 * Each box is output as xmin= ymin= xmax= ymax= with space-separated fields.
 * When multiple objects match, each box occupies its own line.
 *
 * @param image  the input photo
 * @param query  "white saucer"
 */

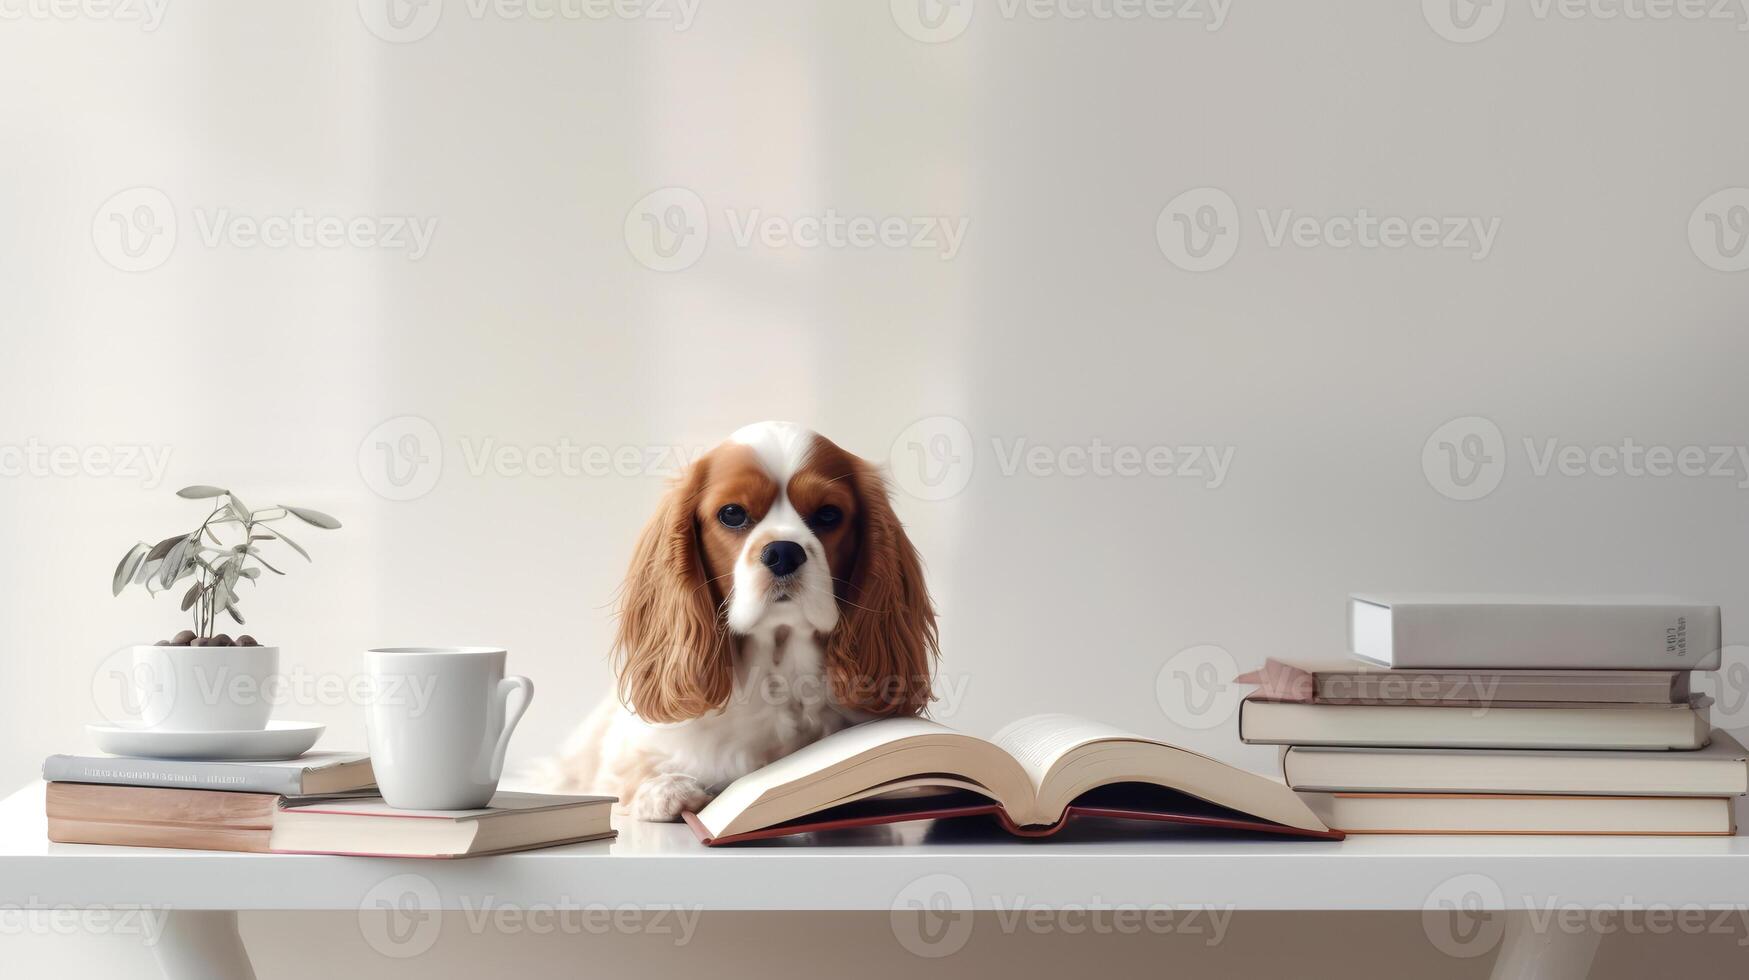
xmin=85 ymin=720 xmax=325 ymax=761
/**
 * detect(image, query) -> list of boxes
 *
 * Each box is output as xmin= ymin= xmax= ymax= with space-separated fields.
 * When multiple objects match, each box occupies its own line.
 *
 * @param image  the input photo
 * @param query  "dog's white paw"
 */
xmin=630 ymin=773 xmax=714 ymax=822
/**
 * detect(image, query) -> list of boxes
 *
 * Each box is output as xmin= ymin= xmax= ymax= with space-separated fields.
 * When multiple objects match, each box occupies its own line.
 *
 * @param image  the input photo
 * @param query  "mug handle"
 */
xmin=488 ymin=675 xmax=535 ymax=781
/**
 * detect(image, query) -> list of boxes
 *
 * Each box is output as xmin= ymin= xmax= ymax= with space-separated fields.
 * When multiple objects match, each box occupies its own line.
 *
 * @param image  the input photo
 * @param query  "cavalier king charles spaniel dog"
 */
xmin=552 ymin=421 xmax=938 ymax=821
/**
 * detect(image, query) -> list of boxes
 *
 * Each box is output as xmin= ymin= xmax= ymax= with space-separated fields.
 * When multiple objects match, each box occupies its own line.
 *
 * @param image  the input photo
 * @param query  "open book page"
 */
xmin=993 ymin=714 xmax=1148 ymax=791
xmin=694 ymin=717 xmax=1033 ymax=839
xmin=993 ymin=713 xmax=1329 ymax=831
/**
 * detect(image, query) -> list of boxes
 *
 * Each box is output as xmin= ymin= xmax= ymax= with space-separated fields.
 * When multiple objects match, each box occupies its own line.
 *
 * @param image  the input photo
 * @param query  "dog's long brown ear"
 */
xmin=826 ymin=456 xmax=939 ymax=716
xmin=613 ymin=454 xmax=733 ymax=723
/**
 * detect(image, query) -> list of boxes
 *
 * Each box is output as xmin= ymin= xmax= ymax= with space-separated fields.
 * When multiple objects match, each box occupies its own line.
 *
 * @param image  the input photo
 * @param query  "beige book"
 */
xmin=1282 ymin=731 xmax=1749 ymax=796
xmin=47 ymin=783 xmax=615 ymax=857
xmin=1303 ymin=792 xmax=1735 ymax=835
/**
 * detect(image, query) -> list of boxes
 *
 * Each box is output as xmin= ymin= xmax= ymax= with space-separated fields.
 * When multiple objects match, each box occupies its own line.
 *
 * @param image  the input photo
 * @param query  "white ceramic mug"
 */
xmin=364 ymin=647 xmax=534 ymax=810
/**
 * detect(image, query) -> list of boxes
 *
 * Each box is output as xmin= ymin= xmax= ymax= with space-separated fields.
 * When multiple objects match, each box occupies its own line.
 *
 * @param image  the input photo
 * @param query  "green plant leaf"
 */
xmin=251 ymin=552 xmax=286 ymax=575
xmin=282 ymin=506 xmax=341 ymax=530
xmin=239 ymin=567 xmax=261 ymax=580
xmin=145 ymin=533 xmax=189 ymax=562
xmin=176 ymin=486 xmax=229 ymax=499
xmin=158 ymin=539 xmax=191 ymax=588
xmin=268 ymin=526 xmax=311 ymax=561
xmin=226 ymin=494 xmax=251 ymax=523
xmin=134 ymin=557 xmax=162 ymax=586
xmin=113 ymin=543 xmax=149 ymax=596
xmin=226 ymin=604 xmax=245 ymax=625
xmin=180 ymin=582 xmax=204 ymax=611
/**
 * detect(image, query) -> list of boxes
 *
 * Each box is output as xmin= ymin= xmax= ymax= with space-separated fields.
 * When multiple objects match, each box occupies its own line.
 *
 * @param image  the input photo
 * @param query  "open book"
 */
xmin=685 ymin=714 xmax=1340 ymax=844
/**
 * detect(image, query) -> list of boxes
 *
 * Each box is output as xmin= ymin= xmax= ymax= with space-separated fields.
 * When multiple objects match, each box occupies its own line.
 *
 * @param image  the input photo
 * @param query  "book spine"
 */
xmin=41 ymin=755 xmax=304 ymax=796
xmin=1384 ymin=602 xmax=1721 ymax=670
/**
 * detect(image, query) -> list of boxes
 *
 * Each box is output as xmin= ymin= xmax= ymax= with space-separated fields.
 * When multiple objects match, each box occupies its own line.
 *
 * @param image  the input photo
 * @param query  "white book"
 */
xmin=1238 ymin=695 xmax=1712 ymax=750
xmin=1349 ymin=594 xmax=1721 ymax=670
xmin=1301 ymin=792 xmax=1734 ymax=835
xmin=1282 ymin=731 xmax=1749 ymax=796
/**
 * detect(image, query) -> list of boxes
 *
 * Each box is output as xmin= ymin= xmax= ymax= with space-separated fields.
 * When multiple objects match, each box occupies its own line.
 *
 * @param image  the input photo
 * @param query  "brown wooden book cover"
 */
xmin=47 ymin=782 xmax=278 ymax=851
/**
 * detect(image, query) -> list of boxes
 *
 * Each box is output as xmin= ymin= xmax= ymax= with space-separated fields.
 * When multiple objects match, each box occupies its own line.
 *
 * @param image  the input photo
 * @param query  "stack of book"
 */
xmin=1239 ymin=594 xmax=1747 ymax=835
xmin=43 ymin=752 xmax=616 ymax=856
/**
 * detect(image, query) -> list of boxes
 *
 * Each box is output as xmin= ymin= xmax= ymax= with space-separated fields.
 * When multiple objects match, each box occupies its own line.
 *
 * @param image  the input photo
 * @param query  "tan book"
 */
xmin=47 ymin=783 xmax=615 ymax=857
xmin=1302 ymin=792 xmax=1735 ymax=835
xmin=1239 ymin=695 xmax=1712 ymax=750
xmin=1282 ymin=731 xmax=1749 ymax=796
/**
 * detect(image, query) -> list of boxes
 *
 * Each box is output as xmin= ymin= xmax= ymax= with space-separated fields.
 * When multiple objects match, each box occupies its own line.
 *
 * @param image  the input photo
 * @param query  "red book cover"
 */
xmin=684 ymin=791 xmax=1345 ymax=845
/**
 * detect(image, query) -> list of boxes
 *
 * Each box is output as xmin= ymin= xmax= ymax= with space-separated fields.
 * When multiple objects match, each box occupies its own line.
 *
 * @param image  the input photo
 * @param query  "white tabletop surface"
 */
xmin=7 ymin=782 xmax=1749 ymax=911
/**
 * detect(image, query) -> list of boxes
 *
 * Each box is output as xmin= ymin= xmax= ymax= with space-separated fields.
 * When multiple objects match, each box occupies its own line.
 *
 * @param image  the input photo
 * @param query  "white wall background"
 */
xmin=3 ymin=0 xmax=1748 ymax=975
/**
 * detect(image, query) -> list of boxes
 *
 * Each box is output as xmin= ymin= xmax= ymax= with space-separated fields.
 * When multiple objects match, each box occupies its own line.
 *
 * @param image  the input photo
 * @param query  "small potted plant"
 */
xmin=111 ymin=485 xmax=340 ymax=731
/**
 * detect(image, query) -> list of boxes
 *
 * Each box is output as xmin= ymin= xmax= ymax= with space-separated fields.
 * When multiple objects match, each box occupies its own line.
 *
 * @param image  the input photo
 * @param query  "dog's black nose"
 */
xmin=760 ymin=540 xmax=807 ymax=578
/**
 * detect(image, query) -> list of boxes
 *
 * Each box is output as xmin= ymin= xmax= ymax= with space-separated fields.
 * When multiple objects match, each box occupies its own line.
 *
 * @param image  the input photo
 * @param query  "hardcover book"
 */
xmin=1348 ymin=594 xmax=1722 ymax=670
xmin=1237 ymin=658 xmax=1690 ymax=706
xmin=1301 ymin=792 xmax=1735 ymax=836
xmin=42 ymin=752 xmax=374 ymax=797
xmin=1239 ymin=695 xmax=1712 ymax=750
xmin=684 ymin=714 xmax=1342 ymax=845
xmin=1281 ymin=731 xmax=1749 ymax=796
xmin=46 ymin=783 xmax=615 ymax=857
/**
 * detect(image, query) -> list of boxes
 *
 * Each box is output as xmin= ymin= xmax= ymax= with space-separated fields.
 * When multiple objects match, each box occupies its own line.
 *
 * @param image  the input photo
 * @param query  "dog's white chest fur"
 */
xmin=589 ymin=604 xmax=860 ymax=813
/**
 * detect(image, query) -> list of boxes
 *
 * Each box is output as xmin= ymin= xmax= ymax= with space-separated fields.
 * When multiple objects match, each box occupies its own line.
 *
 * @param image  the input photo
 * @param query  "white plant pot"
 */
xmin=129 ymin=644 xmax=279 ymax=732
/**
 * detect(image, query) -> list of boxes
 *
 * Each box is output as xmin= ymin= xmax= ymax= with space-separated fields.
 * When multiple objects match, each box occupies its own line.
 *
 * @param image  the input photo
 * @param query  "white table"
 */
xmin=6 ymin=782 xmax=1748 ymax=979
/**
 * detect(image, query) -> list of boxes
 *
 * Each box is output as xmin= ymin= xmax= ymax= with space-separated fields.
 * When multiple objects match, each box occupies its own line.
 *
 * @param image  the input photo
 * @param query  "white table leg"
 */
xmin=1488 ymin=911 xmax=1602 ymax=980
xmin=150 ymin=910 xmax=256 ymax=980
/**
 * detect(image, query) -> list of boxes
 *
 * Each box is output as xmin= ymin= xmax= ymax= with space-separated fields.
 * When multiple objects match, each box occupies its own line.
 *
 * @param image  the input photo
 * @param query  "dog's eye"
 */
xmin=717 ymin=504 xmax=749 ymax=529
xmin=810 ymin=505 xmax=842 ymax=530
